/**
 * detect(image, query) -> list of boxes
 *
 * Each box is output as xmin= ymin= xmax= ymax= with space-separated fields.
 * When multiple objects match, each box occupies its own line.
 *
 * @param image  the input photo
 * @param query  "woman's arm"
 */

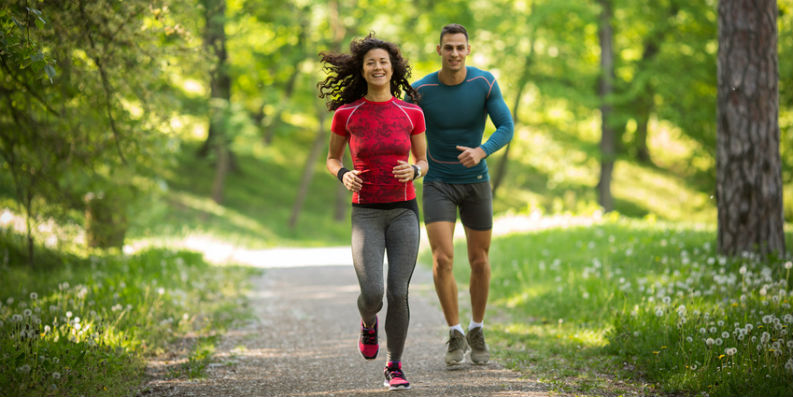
xmin=327 ymin=132 xmax=362 ymax=192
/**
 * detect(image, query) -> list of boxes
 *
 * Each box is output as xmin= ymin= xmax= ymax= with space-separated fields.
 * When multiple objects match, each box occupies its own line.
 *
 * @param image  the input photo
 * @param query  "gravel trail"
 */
xmin=139 ymin=247 xmax=550 ymax=396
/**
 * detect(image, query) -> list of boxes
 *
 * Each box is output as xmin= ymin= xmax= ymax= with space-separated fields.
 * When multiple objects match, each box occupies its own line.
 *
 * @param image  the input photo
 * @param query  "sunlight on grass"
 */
xmin=484 ymin=218 xmax=793 ymax=396
xmin=0 ymin=236 xmax=257 ymax=396
xmin=613 ymin=161 xmax=715 ymax=222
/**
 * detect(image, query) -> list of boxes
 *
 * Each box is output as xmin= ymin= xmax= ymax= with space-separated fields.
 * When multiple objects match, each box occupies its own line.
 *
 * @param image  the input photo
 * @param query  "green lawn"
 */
xmin=0 ymin=231 xmax=258 ymax=396
xmin=430 ymin=218 xmax=793 ymax=396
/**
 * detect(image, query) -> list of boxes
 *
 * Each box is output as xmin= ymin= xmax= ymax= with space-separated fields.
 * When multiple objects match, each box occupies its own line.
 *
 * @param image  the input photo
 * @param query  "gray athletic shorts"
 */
xmin=422 ymin=181 xmax=493 ymax=230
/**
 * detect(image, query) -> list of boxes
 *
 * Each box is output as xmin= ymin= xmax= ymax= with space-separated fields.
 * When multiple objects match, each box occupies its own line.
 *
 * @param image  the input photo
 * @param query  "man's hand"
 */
xmin=456 ymin=145 xmax=487 ymax=168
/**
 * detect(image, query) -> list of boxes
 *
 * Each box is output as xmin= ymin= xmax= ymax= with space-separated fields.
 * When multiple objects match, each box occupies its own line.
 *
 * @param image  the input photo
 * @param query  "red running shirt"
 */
xmin=331 ymin=97 xmax=426 ymax=204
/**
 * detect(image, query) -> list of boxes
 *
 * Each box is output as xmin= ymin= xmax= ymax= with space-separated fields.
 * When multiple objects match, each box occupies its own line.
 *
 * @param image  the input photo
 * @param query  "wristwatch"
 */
xmin=412 ymin=164 xmax=422 ymax=180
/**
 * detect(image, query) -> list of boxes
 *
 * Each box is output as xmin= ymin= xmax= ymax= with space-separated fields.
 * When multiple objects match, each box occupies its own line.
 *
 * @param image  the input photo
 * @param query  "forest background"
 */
xmin=1 ymin=0 xmax=792 ymax=396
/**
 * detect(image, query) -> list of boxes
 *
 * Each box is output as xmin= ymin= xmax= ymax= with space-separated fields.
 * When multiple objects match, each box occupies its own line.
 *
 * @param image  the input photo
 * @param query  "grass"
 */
xmin=0 ymin=230 xmax=258 ymax=396
xmin=432 ymin=217 xmax=793 ymax=396
xmin=125 ymin=137 xmax=353 ymax=249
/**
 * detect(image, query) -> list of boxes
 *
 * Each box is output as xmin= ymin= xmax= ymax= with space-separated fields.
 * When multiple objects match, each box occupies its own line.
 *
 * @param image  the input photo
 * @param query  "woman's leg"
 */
xmin=383 ymin=208 xmax=420 ymax=362
xmin=351 ymin=207 xmax=386 ymax=325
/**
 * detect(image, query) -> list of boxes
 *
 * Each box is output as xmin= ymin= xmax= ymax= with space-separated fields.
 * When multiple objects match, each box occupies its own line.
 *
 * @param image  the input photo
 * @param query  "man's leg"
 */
xmin=458 ymin=181 xmax=493 ymax=365
xmin=463 ymin=226 xmax=491 ymax=323
xmin=426 ymin=221 xmax=458 ymax=326
xmin=426 ymin=220 xmax=469 ymax=366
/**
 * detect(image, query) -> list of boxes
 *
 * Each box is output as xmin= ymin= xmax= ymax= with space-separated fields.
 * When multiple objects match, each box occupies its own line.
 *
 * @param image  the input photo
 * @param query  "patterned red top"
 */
xmin=331 ymin=97 xmax=426 ymax=204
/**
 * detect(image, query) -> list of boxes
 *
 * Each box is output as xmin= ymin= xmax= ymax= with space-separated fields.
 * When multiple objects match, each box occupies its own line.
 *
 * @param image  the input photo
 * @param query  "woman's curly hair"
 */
xmin=318 ymin=33 xmax=419 ymax=111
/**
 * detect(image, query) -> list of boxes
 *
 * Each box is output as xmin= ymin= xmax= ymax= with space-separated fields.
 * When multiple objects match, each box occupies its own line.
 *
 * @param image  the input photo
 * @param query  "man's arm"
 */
xmin=480 ymin=78 xmax=514 ymax=156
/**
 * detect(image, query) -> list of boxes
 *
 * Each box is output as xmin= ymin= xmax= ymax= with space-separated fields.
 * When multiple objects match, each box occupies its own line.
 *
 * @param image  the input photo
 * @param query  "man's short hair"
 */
xmin=440 ymin=23 xmax=468 ymax=44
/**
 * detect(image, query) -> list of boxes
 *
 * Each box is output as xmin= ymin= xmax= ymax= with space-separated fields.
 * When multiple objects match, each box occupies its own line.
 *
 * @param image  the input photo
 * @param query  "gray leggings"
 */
xmin=351 ymin=206 xmax=419 ymax=363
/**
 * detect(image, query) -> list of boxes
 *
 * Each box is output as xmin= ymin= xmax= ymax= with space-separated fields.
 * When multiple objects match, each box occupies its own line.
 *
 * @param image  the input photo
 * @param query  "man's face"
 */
xmin=436 ymin=33 xmax=470 ymax=72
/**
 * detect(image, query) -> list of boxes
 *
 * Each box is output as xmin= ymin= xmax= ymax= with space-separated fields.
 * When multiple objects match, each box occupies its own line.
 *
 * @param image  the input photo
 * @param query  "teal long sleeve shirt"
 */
xmin=408 ymin=66 xmax=513 ymax=184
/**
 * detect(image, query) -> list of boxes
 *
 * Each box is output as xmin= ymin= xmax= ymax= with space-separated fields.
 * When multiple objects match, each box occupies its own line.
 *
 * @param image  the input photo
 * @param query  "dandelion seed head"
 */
xmin=716 ymin=338 xmax=723 ymax=346
xmin=722 ymin=332 xmax=730 ymax=339
xmin=29 ymin=292 xmax=37 ymax=300
xmin=761 ymin=332 xmax=771 ymax=344
xmin=52 ymin=372 xmax=61 ymax=379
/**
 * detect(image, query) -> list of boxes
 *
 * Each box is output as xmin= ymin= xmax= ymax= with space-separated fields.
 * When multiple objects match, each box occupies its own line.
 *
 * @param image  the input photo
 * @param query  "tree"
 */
xmin=596 ymin=0 xmax=616 ymax=212
xmin=201 ymin=0 xmax=232 ymax=204
xmin=716 ymin=0 xmax=785 ymax=256
xmin=1 ymin=1 xmax=177 ymax=259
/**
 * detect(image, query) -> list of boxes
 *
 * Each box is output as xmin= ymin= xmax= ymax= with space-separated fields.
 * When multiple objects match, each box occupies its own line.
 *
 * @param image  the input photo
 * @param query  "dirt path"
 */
xmin=138 ymin=248 xmax=551 ymax=396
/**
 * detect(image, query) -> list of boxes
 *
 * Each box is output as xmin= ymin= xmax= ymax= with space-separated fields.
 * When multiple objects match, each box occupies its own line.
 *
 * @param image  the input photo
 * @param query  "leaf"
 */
xmin=45 ymin=64 xmax=56 ymax=83
xmin=26 ymin=7 xmax=42 ymax=16
xmin=31 ymin=52 xmax=44 ymax=62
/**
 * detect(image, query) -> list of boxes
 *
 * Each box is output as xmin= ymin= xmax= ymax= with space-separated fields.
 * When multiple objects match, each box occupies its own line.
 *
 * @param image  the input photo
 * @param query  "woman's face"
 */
xmin=361 ymin=48 xmax=392 ymax=89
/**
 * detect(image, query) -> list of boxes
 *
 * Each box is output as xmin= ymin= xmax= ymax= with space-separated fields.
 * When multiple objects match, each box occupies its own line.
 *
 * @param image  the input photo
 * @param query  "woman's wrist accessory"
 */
xmin=337 ymin=167 xmax=350 ymax=183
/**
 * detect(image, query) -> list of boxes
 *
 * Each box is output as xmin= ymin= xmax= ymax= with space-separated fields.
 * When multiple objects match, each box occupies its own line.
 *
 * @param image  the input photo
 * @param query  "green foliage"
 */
xmin=458 ymin=218 xmax=793 ymax=396
xmin=0 ymin=229 xmax=257 ymax=396
xmin=0 ymin=1 xmax=201 ymax=251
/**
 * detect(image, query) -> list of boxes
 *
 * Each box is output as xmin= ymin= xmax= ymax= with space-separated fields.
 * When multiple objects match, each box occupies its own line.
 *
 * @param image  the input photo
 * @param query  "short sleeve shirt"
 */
xmin=331 ymin=97 xmax=426 ymax=204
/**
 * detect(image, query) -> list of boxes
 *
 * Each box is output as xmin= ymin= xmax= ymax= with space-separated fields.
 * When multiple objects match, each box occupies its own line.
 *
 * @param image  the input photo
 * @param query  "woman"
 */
xmin=318 ymin=34 xmax=427 ymax=391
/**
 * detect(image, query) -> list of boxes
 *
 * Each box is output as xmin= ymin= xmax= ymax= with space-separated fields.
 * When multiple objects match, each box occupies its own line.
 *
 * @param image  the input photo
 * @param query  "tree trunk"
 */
xmin=289 ymin=108 xmax=327 ymax=229
xmin=716 ymin=0 xmax=785 ymax=257
xmin=597 ymin=0 xmax=616 ymax=212
xmin=493 ymin=10 xmax=536 ymax=199
xmin=632 ymin=4 xmax=679 ymax=164
xmin=635 ymin=109 xmax=651 ymax=163
xmin=211 ymin=143 xmax=229 ymax=204
xmin=198 ymin=0 xmax=231 ymax=159
xmin=85 ymin=192 xmax=127 ymax=249
xmin=199 ymin=0 xmax=232 ymax=203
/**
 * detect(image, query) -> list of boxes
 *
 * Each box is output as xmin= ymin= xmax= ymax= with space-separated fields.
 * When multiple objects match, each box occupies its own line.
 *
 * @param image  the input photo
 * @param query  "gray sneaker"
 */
xmin=445 ymin=329 xmax=469 ymax=366
xmin=466 ymin=327 xmax=490 ymax=364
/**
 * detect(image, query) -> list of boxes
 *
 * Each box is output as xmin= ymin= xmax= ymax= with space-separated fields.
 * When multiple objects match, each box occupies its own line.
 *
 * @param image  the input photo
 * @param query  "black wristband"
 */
xmin=337 ymin=167 xmax=350 ymax=183
xmin=411 ymin=164 xmax=421 ymax=180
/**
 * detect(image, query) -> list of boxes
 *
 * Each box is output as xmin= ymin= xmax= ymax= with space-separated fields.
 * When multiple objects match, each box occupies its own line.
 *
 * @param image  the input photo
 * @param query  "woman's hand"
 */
xmin=393 ymin=160 xmax=416 ymax=183
xmin=342 ymin=170 xmax=365 ymax=192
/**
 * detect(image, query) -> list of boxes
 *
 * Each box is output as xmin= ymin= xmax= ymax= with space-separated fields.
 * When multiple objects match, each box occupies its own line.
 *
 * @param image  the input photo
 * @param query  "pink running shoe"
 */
xmin=358 ymin=317 xmax=378 ymax=360
xmin=383 ymin=361 xmax=411 ymax=390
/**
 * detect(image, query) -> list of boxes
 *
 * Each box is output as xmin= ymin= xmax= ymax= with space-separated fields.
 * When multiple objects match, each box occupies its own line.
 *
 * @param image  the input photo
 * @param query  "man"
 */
xmin=408 ymin=23 xmax=514 ymax=366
